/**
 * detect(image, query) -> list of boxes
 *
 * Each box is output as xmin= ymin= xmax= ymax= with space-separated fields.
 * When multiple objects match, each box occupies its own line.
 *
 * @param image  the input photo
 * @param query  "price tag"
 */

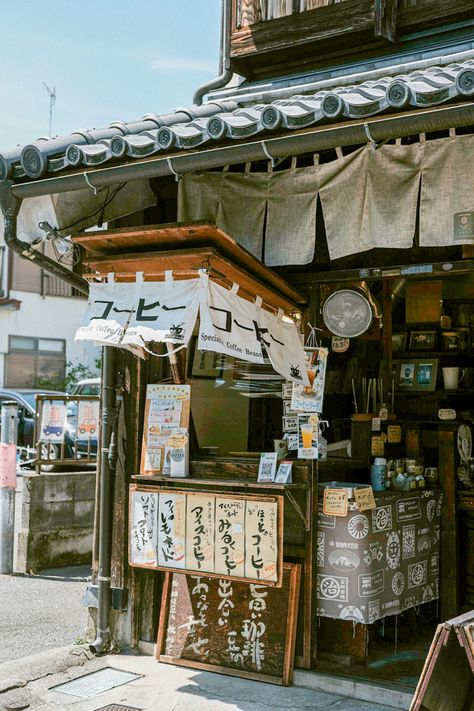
xmin=354 ymin=487 xmax=376 ymax=511
xmin=379 ymin=407 xmax=388 ymax=421
xmin=387 ymin=425 xmax=402 ymax=443
xmin=371 ymin=435 xmax=385 ymax=457
xmin=372 ymin=417 xmax=381 ymax=432
xmin=323 ymin=488 xmax=348 ymax=517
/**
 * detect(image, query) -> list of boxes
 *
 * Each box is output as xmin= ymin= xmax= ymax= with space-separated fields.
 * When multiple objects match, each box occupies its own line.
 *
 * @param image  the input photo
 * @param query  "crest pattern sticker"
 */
xmin=316 ymin=574 xmax=348 ymax=602
xmin=372 ymin=505 xmax=393 ymax=533
xmin=348 ymin=514 xmax=369 ymax=539
xmin=386 ymin=531 xmax=401 ymax=570
xmin=392 ymin=571 xmax=405 ymax=595
xmin=408 ymin=561 xmax=428 ymax=588
xmin=402 ymin=524 xmax=416 ymax=559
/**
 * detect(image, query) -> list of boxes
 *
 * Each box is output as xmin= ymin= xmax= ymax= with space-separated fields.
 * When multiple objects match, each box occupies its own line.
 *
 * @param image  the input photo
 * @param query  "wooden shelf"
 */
xmin=393 ymin=351 xmax=474 ymax=358
xmin=396 ymin=389 xmax=474 ymax=397
xmin=131 ymin=475 xmax=308 ymax=490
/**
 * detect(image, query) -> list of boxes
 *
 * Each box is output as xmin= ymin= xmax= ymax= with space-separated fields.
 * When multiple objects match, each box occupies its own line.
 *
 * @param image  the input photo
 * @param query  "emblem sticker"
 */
xmin=348 ymin=514 xmax=369 ymax=539
xmin=372 ymin=505 xmax=393 ymax=533
xmin=392 ymin=571 xmax=405 ymax=596
xmin=358 ymin=569 xmax=385 ymax=597
xmin=402 ymin=524 xmax=416 ymax=559
xmin=316 ymin=574 xmax=348 ymax=602
xmin=317 ymin=532 xmax=325 ymax=566
xmin=408 ymin=561 xmax=428 ymax=588
xmin=397 ymin=498 xmax=421 ymax=522
xmin=386 ymin=531 xmax=401 ymax=570
xmin=328 ymin=549 xmax=360 ymax=572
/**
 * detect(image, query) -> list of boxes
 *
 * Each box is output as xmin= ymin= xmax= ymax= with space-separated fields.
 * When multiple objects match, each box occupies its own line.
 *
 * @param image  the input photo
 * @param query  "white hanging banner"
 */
xmin=121 ymin=278 xmax=201 ymax=347
xmin=199 ymin=276 xmax=309 ymax=384
xmin=198 ymin=277 xmax=264 ymax=364
xmin=259 ymin=309 xmax=309 ymax=385
xmin=75 ymin=281 xmax=139 ymax=347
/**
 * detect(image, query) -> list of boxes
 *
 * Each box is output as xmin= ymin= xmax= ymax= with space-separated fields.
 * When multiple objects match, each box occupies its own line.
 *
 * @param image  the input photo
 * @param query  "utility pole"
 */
xmin=0 ymin=401 xmax=18 ymax=574
xmin=43 ymin=82 xmax=56 ymax=137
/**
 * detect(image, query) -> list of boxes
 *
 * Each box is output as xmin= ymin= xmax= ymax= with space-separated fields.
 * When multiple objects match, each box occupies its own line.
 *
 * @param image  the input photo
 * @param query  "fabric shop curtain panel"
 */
xmin=177 ymin=134 xmax=474 ymax=266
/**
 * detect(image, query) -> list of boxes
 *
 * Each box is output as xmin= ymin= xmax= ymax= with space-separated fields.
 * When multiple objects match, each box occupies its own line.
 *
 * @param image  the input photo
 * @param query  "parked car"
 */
xmin=0 ymin=388 xmax=76 ymax=470
xmin=72 ymin=377 xmax=100 ymax=396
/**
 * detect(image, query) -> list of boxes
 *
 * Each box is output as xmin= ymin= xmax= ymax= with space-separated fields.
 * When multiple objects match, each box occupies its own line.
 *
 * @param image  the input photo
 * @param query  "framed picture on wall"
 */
xmin=409 ymin=330 xmax=437 ymax=351
xmin=397 ymin=359 xmax=438 ymax=392
xmin=188 ymin=337 xmax=224 ymax=379
xmin=392 ymin=332 xmax=407 ymax=353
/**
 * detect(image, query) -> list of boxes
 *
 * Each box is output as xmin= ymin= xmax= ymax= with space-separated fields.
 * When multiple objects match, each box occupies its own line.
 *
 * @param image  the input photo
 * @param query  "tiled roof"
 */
xmin=2 ymin=58 xmax=474 ymax=183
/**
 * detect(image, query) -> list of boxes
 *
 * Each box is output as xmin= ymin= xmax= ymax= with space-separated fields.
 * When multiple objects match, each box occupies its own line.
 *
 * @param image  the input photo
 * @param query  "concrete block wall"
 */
xmin=16 ymin=470 xmax=96 ymax=573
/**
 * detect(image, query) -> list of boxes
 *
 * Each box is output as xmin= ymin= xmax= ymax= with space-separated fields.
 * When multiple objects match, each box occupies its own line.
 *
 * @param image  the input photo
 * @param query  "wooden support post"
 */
xmin=438 ymin=429 xmax=459 ymax=620
xmin=374 ymin=0 xmax=398 ymax=42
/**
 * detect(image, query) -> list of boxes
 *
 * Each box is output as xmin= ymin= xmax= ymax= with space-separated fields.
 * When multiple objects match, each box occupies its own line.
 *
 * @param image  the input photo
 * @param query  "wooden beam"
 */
xmin=374 ymin=0 xmax=397 ymax=42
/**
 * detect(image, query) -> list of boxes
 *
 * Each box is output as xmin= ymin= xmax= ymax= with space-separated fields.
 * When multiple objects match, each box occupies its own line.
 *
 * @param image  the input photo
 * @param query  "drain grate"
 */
xmin=51 ymin=667 xmax=142 ymax=699
xmin=94 ymin=706 xmax=142 ymax=711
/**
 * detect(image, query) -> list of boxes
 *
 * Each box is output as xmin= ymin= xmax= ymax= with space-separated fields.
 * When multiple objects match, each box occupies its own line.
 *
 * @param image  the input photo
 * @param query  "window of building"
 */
xmin=5 ymin=336 xmax=66 ymax=389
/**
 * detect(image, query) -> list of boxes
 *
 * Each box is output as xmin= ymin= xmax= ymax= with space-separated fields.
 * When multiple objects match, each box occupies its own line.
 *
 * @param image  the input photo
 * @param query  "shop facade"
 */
xmin=1 ymin=0 xmax=474 ymax=704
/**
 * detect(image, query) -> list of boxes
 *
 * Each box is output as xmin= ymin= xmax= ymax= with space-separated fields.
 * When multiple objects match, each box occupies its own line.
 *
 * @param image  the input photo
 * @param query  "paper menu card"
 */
xmin=140 ymin=384 xmax=191 ymax=475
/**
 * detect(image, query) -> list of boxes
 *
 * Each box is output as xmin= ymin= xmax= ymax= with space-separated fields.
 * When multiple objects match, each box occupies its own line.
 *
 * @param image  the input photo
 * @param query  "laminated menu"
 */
xmin=140 ymin=384 xmax=191 ymax=475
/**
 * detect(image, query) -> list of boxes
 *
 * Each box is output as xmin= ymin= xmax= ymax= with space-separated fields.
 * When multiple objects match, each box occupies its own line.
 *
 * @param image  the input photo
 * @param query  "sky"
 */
xmin=0 ymin=0 xmax=222 ymax=150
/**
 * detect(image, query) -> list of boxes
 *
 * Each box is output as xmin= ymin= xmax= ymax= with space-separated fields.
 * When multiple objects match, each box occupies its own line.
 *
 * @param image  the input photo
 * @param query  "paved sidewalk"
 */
xmin=0 ymin=645 xmax=411 ymax=711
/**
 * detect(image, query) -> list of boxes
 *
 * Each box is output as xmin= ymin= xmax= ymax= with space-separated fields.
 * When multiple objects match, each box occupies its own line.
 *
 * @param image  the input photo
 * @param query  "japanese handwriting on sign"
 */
xmin=183 ymin=576 xmax=209 ymax=659
xmin=210 ymin=307 xmax=284 ymax=351
xmin=130 ymin=491 xmax=158 ymax=565
xmin=217 ymin=579 xmax=235 ymax=627
xmin=245 ymin=501 xmax=278 ymax=582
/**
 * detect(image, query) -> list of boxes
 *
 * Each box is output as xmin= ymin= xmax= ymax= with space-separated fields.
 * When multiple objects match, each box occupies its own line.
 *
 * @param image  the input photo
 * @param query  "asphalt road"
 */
xmin=0 ymin=565 xmax=91 ymax=663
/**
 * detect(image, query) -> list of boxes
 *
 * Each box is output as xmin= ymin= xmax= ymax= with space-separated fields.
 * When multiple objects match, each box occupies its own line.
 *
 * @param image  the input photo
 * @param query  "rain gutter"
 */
xmin=193 ymin=0 xmax=233 ymax=106
xmin=5 ymin=101 xmax=474 ymax=201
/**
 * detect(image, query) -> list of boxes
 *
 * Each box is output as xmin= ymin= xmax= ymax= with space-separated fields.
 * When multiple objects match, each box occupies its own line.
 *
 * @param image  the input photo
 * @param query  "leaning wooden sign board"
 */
xmin=157 ymin=563 xmax=301 ymax=686
xmin=129 ymin=485 xmax=283 ymax=586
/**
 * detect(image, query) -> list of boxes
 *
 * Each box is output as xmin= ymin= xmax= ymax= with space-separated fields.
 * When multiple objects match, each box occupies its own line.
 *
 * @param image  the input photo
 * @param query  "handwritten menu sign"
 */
xmin=130 ymin=490 xmax=159 ymax=566
xmin=129 ymin=486 xmax=283 ymax=586
xmin=322 ymin=488 xmax=348 ymax=516
xmin=157 ymin=563 xmax=301 ymax=685
xmin=354 ymin=486 xmax=376 ymax=511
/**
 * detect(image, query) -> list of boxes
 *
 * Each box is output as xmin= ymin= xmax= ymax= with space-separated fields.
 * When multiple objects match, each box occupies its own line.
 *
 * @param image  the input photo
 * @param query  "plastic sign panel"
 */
xmin=0 ymin=443 xmax=16 ymax=488
xmin=40 ymin=402 xmax=67 ymax=443
xmin=77 ymin=400 xmax=100 ymax=440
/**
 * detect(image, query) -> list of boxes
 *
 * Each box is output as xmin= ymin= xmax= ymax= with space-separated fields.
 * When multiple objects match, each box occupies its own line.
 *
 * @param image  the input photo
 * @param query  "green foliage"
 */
xmin=36 ymin=359 xmax=100 ymax=392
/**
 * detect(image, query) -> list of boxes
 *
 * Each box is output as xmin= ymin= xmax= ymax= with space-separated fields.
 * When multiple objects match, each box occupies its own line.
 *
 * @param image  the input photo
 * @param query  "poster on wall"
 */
xmin=39 ymin=401 xmax=68 ymax=443
xmin=291 ymin=348 xmax=328 ymax=413
xmin=129 ymin=486 xmax=283 ymax=586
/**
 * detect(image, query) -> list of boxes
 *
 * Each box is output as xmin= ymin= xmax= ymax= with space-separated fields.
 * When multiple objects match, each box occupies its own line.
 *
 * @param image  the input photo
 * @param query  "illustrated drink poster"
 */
xmin=130 ymin=490 xmax=159 ymax=566
xmin=77 ymin=400 xmax=100 ymax=441
xmin=158 ymin=563 xmax=301 ymax=686
xmin=291 ymin=347 xmax=328 ymax=413
xmin=185 ymin=495 xmax=215 ymax=572
xmin=158 ymin=493 xmax=187 ymax=569
xmin=245 ymin=500 xmax=278 ymax=583
xmin=40 ymin=402 xmax=68 ymax=443
xmin=214 ymin=498 xmax=246 ymax=579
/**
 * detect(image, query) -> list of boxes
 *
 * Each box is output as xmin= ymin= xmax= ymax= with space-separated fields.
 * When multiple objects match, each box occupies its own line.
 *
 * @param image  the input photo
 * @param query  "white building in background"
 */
xmin=0 ymin=218 xmax=98 ymax=390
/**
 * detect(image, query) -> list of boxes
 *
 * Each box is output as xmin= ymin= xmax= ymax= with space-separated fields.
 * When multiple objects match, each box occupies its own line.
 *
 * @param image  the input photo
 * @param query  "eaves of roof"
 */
xmin=1 ymin=57 xmax=474 ymax=186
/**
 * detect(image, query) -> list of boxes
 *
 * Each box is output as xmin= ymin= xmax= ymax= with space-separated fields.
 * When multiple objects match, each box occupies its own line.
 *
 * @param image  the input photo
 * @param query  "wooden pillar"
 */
xmin=438 ymin=428 xmax=458 ymax=619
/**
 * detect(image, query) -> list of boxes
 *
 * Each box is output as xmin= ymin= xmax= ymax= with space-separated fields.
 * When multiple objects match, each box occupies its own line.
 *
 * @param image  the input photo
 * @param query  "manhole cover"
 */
xmin=94 ymin=706 xmax=142 ymax=711
xmin=50 ymin=667 xmax=142 ymax=699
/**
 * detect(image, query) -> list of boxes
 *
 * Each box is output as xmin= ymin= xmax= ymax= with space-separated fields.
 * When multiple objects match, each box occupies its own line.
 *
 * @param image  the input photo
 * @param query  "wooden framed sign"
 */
xmin=129 ymin=486 xmax=284 ymax=586
xmin=157 ymin=563 xmax=301 ymax=686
